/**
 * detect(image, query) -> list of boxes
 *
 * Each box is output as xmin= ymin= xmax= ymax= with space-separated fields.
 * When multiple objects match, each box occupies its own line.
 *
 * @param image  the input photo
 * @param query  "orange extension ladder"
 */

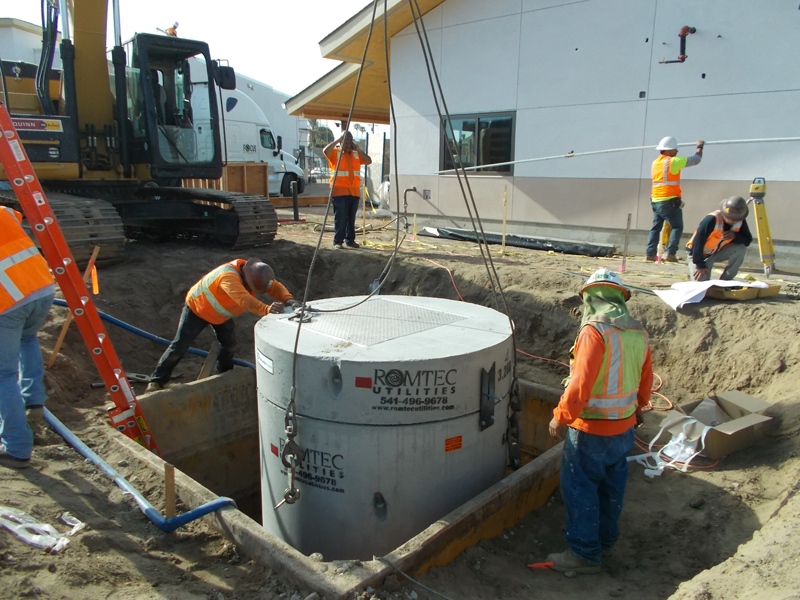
xmin=0 ymin=103 xmax=160 ymax=455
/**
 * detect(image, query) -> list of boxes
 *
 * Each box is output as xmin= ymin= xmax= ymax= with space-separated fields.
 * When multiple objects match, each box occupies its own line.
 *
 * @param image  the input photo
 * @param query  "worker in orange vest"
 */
xmin=645 ymin=136 xmax=704 ymax=263
xmin=546 ymin=269 xmax=652 ymax=574
xmin=323 ymin=130 xmax=372 ymax=250
xmin=686 ymin=196 xmax=752 ymax=281
xmin=0 ymin=206 xmax=55 ymax=469
xmin=147 ymin=259 xmax=296 ymax=391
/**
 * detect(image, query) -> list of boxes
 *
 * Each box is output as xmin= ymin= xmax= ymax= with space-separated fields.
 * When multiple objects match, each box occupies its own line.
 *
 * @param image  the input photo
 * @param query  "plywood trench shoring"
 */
xmin=128 ymin=370 xmax=562 ymax=598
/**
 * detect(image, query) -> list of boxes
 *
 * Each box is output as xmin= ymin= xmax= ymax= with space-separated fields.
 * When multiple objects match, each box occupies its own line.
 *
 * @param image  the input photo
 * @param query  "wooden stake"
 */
xmin=502 ymin=185 xmax=508 ymax=254
xmin=164 ymin=463 xmax=176 ymax=519
xmin=196 ymin=341 xmax=221 ymax=380
xmin=47 ymin=246 xmax=100 ymax=369
xmin=619 ymin=213 xmax=632 ymax=273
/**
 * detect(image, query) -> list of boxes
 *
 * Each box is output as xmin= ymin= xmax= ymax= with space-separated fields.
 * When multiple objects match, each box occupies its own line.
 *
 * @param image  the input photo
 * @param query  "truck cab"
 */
xmin=192 ymin=88 xmax=305 ymax=197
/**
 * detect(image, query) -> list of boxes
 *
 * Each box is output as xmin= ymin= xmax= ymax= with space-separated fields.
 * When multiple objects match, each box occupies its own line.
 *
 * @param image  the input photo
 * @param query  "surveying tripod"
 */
xmin=747 ymin=177 xmax=775 ymax=278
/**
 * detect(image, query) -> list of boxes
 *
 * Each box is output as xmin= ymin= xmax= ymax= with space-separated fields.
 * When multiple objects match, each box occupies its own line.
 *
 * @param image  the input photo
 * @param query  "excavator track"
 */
xmin=132 ymin=187 xmax=278 ymax=249
xmin=0 ymin=190 xmax=126 ymax=268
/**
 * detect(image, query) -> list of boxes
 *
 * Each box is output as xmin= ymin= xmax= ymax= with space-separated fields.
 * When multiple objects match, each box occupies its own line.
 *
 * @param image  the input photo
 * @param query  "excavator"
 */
xmin=0 ymin=0 xmax=278 ymax=266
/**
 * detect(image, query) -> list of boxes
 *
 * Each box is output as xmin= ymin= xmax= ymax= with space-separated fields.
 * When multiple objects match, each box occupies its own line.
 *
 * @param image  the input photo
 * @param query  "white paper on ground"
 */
xmin=0 ymin=506 xmax=70 ymax=552
xmin=653 ymin=279 xmax=768 ymax=310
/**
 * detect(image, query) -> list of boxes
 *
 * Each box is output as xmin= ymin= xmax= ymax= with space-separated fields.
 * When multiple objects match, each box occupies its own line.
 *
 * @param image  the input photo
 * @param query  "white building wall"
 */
xmin=0 ymin=19 xmax=61 ymax=66
xmin=390 ymin=0 xmax=800 ymax=246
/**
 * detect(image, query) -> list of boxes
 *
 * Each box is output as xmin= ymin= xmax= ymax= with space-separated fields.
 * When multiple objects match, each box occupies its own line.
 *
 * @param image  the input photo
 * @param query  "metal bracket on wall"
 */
xmin=479 ymin=363 xmax=496 ymax=431
xmin=660 ymin=26 xmax=696 ymax=64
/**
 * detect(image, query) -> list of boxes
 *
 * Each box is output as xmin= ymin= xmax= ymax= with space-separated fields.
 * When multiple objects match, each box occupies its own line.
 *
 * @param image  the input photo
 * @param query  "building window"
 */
xmin=441 ymin=112 xmax=515 ymax=174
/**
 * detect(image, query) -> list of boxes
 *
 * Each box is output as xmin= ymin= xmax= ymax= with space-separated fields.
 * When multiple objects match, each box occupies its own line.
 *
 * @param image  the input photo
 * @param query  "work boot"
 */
xmin=345 ymin=241 xmax=360 ymax=249
xmin=644 ymin=256 xmax=657 ymax=263
xmin=663 ymin=254 xmax=679 ymax=264
xmin=145 ymin=381 xmax=165 ymax=393
xmin=0 ymin=449 xmax=30 ymax=470
xmin=333 ymin=243 xmax=343 ymax=250
xmin=546 ymin=549 xmax=601 ymax=574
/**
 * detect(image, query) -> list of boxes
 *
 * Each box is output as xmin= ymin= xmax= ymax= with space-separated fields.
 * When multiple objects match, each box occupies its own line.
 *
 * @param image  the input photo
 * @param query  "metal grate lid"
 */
xmin=299 ymin=297 xmax=468 ymax=346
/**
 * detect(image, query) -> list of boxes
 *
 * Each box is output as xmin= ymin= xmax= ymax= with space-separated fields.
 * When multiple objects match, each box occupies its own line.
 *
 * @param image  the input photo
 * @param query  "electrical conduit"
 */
xmin=43 ymin=408 xmax=236 ymax=532
xmin=52 ymin=298 xmax=255 ymax=369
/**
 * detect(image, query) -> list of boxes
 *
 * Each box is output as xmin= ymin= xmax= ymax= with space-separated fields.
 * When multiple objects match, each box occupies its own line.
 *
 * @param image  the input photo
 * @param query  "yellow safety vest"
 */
xmin=578 ymin=319 xmax=649 ymax=421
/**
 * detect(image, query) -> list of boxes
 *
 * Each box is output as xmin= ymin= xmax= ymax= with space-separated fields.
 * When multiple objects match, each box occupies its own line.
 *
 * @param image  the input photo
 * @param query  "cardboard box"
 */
xmin=705 ymin=286 xmax=760 ymax=301
xmin=661 ymin=391 xmax=772 ymax=459
xmin=757 ymin=283 xmax=781 ymax=298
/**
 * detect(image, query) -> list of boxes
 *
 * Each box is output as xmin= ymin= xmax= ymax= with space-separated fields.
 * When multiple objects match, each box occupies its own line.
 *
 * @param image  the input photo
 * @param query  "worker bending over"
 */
xmin=547 ymin=269 xmax=652 ymax=574
xmin=686 ymin=196 xmax=752 ymax=281
xmin=147 ymin=259 xmax=295 ymax=391
xmin=0 ymin=207 xmax=55 ymax=469
xmin=323 ymin=130 xmax=372 ymax=250
xmin=645 ymin=136 xmax=704 ymax=263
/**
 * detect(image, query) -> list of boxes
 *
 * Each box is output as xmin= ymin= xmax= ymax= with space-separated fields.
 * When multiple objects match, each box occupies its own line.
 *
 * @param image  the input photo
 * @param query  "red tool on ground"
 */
xmin=0 ymin=103 xmax=160 ymax=455
xmin=527 ymin=562 xmax=554 ymax=569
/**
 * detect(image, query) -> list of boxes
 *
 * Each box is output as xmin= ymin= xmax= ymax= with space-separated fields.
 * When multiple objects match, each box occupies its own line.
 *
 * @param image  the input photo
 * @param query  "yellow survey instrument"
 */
xmin=747 ymin=177 xmax=775 ymax=277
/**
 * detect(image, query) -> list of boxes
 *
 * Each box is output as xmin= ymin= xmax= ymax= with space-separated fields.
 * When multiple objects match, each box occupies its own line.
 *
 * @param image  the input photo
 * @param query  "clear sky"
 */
xmin=7 ymin=0 xmax=371 ymax=97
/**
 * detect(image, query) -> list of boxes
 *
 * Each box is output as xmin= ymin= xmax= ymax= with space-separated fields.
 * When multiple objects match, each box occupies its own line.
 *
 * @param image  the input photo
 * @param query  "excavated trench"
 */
xmin=49 ymin=237 xmax=800 ymax=599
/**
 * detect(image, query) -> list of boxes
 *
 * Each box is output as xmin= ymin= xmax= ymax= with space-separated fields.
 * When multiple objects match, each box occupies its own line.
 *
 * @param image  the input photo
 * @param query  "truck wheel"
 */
xmin=281 ymin=174 xmax=298 ymax=197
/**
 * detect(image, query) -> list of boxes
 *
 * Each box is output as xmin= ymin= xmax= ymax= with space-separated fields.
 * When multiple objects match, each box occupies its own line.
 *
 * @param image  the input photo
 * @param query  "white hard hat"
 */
xmin=656 ymin=136 xmax=678 ymax=151
xmin=580 ymin=268 xmax=631 ymax=301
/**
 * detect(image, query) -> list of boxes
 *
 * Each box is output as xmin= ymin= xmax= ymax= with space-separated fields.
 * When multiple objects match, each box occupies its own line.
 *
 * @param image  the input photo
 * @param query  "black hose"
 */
xmin=37 ymin=0 xmax=59 ymax=115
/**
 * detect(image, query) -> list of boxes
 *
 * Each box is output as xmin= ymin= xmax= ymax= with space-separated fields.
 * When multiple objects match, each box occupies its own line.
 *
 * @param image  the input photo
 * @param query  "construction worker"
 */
xmin=323 ymin=130 xmax=372 ymax=250
xmin=686 ymin=196 xmax=752 ymax=281
xmin=645 ymin=136 xmax=704 ymax=263
xmin=546 ymin=269 xmax=652 ymax=574
xmin=147 ymin=259 xmax=296 ymax=391
xmin=0 ymin=207 xmax=55 ymax=469
xmin=166 ymin=22 xmax=179 ymax=37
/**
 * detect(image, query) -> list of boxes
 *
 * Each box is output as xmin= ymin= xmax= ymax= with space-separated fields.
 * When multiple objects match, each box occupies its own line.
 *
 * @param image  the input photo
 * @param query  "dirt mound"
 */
xmin=3 ymin=217 xmax=800 ymax=599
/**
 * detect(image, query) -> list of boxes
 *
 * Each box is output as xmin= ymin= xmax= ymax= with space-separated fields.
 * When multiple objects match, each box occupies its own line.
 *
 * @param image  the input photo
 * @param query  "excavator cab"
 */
xmin=1 ymin=10 xmax=275 ymax=263
xmin=124 ymin=33 xmax=233 ymax=183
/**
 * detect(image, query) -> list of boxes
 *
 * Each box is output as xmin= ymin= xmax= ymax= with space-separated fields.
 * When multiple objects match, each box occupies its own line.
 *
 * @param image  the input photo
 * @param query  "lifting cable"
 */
xmin=280 ymin=0 xmax=406 ymax=510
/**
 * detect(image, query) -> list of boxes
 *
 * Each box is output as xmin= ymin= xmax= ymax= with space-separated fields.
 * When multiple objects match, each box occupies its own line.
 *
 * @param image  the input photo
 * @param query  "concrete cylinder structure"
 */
xmin=255 ymin=295 xmax=514 ymax=560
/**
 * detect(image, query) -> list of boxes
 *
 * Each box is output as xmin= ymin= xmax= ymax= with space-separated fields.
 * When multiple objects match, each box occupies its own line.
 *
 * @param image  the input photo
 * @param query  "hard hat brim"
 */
xmin=579 ymin=281 xmax=631 ymax=301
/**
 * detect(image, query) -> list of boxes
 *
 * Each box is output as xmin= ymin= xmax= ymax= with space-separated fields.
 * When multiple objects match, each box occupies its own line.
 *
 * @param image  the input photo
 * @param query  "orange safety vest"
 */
xmin=651 ymin=155 xmax=682 ymax=200
xmin=186 ymin=259 xmax=256 ymax=324
xmin=686 ymin=210 xmax=742 ymax=257
xmin=578 ymin=319 xmax=649 ymax=421
xmin=0 ymin=206 xmax=54 ymax=314
xmin=328 ymin=149 xmax=363 ymax=197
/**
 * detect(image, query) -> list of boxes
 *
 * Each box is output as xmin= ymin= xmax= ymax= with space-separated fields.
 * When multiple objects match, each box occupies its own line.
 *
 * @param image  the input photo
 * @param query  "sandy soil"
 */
xmin=2 ymin=209 xmax=799 ymax=600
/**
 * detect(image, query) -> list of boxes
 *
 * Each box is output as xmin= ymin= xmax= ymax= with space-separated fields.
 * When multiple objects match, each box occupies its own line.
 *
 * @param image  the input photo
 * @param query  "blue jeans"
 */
xmin=0 ymin=293 xmax=55 ymax=460
xmin=646 ymin=199 xmax=684 ymax=257
xmin=332 ymin=195 xmax=359 ymax=245
xmin=150 ymin=304 xmax=236 ymax=385
xmin=560 ymin=427 xmax=634 ymax=564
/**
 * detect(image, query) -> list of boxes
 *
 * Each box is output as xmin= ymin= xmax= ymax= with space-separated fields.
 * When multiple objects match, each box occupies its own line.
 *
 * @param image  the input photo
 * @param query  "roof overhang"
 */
xmin=286 ymin=0 xmax=445 ymax=124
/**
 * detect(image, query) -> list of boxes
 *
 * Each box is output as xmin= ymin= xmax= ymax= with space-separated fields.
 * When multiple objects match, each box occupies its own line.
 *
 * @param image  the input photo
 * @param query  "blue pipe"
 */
xmin=52 ymin=298 xmax=255 ymax=369
xmin=44 ymin=408 xmax=237 ymax=532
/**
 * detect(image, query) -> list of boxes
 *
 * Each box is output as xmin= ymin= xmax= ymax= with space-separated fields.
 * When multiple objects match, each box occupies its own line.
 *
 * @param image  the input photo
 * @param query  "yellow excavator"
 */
xmin=0 ymin=0 xmax=277 ymax=266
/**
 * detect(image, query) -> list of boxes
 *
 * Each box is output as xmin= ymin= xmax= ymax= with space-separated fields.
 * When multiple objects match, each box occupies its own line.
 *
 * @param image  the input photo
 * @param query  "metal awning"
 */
xmin=285 ymin=0 xmax=446 ymax=124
